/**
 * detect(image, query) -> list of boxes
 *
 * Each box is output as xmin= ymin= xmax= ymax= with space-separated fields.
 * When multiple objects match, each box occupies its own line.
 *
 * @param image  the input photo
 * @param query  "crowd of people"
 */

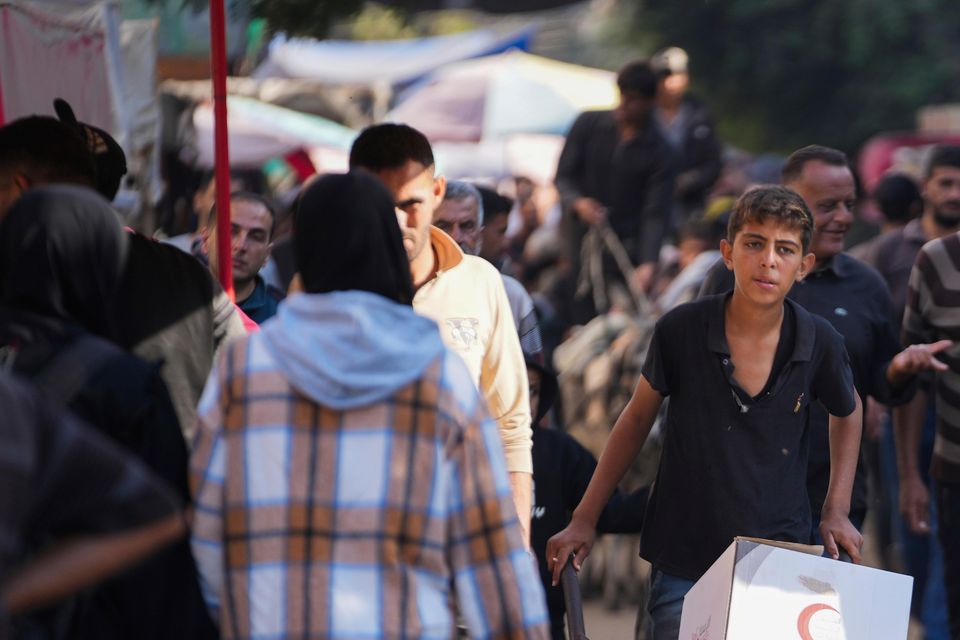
xmin=0 ymin=44 xmax=959 ymax=640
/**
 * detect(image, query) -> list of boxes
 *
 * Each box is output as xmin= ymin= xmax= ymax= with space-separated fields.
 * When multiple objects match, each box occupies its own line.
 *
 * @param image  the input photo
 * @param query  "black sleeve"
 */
xmin=29 ymin=401 xmax=180 ymax=539
xmin=811 ymin=322 xmax=857 ymax=418
xmin=640 ymin=323 xmax=671 ymax=396
xmin=554 ymin=112 xmax=591 ymax=211
xmin=637 ymin=147 xmax=677 ymax=265
xmin=869 ymin=289 xmax=918 ymax=406
xmin=697 ymin=258 xmax=734 ymax=298
xmin=675 ymin=119 xmax=723 ymax=201
xmin=558 ymin=433 xmax=646 ymax=534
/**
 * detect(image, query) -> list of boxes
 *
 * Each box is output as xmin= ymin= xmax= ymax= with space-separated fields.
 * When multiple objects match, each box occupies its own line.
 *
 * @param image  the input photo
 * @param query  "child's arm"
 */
xmin=819 ymin=393 xmax=864 ymax=563
xmin=546 ymin=375 xmax=663 ymax=585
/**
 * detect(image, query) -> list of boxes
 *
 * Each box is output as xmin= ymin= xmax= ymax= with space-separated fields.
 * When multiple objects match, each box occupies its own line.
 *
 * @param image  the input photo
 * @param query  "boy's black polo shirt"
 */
xmin=700 ymin=254 xmax=908 ymax=520
xmin=639 ymin=294 xmax=856 ymax=580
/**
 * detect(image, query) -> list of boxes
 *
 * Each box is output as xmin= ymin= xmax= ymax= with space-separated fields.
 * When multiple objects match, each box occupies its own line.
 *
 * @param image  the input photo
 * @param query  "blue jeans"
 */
xmin=936 ymin=481 xmax=960 ymax=640
xmin=642 ymin=568 xmax=696 ymax=640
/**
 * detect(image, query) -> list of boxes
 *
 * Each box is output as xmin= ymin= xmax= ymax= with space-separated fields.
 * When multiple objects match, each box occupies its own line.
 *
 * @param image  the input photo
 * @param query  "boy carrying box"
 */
xmin=547 ymin=185 xmax=864 ymax=639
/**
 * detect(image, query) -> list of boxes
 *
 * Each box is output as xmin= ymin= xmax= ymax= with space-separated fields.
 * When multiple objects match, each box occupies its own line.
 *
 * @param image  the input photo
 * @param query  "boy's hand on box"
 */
xmin=819 ymin=510 xmax=863 ymax=564
xmin=546 ymin=517 xmax=596 ymax=587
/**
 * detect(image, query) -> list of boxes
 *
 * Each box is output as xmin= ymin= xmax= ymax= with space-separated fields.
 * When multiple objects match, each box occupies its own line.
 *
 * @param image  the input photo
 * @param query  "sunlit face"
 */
xmin=434 ymin=196 xmax=482 ymax=255
xmin=787 ymin=161 xmax=856 ymax=263
xmin=229 ymin=199 xmax=273 ymax=285
xmin=659 ymin=72 xmax=689 ymax=101
xmin=722 ymin=219 xmax=814 ymax=309
xmin=203 ymin=198 xmax=273 ymax=286
xmin=923 ymin=165 xmax=960 ymax=227
xmin=371 ymin=160 xmax=445 ymax=262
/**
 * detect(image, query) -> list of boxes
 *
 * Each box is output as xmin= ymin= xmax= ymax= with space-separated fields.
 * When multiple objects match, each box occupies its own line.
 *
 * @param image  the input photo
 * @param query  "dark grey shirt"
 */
xmin=555 ymin=110 xmax=676 ymax=265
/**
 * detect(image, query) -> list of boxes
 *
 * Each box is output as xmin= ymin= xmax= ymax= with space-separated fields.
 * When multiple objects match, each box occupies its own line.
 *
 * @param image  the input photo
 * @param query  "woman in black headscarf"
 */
xmin=0 ymin=185 xmax=217 ymax=640
xmin=293 ymin=169 xmax=414 ymax=303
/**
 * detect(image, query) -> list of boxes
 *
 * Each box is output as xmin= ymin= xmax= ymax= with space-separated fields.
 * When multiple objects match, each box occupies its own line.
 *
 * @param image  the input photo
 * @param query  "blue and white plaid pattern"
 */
xmin=190 ymin=334 xmax=549 ymax=639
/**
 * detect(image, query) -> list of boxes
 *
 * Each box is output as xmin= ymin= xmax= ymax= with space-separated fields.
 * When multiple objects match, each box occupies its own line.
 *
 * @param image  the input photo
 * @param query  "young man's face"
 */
xmin=480 ymin=211 xmax=509 ymax=264
xmin=434 ymin=195 xmax=482 ymax=255
xmin=229 ymin=199 xmax=273 ymax=285
xmin=721 ymin=219 xmax=814 ymax=308
xmin=786 ymin=161 xmax=855 ymax=264
xmin=923 ymin=165 xmax=960 ymax=227
xmin=370 ymin=160 xmax=445 ymax=262
xmin=202 ymin=198 xmax=273 ymax=285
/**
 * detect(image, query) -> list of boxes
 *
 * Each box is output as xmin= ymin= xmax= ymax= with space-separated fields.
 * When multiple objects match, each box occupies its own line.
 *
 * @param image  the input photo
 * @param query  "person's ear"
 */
xmin=720 ymin=238 xmax=734 ymax=271
xmin=434 ymin=175 xmax=447 ymax=202
xmin=12 ymin=173 xmax=30 ymax=193
xmin=797 ymin=252 xmax=816 ymax=281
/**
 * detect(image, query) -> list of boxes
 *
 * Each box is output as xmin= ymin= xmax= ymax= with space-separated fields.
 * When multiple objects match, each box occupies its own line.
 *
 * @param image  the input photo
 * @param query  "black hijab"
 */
xmin=294 ymin=171 xmax=414 ymax=305
xmin=0 ymin=184 xmax=128 ymax=340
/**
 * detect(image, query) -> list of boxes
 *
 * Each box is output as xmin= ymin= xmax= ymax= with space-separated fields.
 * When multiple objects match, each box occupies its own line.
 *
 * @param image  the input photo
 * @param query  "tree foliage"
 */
xmin=635 ymin=0 xmax=960 ymax=153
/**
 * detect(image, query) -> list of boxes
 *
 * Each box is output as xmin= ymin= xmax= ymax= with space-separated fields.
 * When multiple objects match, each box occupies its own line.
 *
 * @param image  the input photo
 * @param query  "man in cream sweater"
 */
xmin=350 ymin=124 xmax=533 ymax=543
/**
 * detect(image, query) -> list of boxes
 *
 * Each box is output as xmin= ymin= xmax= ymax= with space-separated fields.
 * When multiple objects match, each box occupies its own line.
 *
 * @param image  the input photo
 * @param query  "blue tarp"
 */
xmin=252 ymin=26 xmax=537 ymax=86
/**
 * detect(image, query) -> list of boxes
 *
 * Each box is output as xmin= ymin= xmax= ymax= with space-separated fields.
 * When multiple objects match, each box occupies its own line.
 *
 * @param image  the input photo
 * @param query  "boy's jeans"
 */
xmin=643 ymin=567 xmax=696 ymax=640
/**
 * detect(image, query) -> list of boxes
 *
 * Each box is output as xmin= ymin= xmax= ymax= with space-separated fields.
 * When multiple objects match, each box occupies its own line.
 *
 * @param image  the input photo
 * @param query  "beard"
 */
xmin=932 ymin=203 xmax=960 ymax=228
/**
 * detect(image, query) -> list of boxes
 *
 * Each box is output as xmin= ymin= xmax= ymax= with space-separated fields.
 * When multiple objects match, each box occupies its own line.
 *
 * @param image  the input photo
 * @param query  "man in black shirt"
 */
xmin=699 ymin=146 xmax=949 ymax=540
xmin=555 ymin=59 xmax=676 ymax=324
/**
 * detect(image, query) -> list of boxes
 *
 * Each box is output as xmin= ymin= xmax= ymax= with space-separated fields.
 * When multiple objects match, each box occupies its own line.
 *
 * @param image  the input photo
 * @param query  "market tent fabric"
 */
xmin=385 ymin=49 xmax=617 ymax=142
xmin=0 ymin=0 xmax=126 ymax=136
xmin=191 ymin=95 xmax=356 ymax=168
xmin=433 ymin=134 xmax=564 ymax=185
xmin=252 ymin=26 xmax=536 ymax=85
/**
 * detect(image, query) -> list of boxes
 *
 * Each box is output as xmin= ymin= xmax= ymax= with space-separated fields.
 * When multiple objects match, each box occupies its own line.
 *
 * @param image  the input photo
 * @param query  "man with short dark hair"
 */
xmin=478 ymin=185 xmax=513 ymax=268
xmin=0 ymin=116 xmax=97 ymax=217
xmin=874 ymin=146 xmax=960 ymax=637
xmin=902 ymin=188 xmax=960 ymax=636
xmin=350 ymin=124 xmax=534 ymax=544
xmin=555 ymin=59 xmax=676 ymax=324
xmin=202 ymin=192 xmax=283 ymax=324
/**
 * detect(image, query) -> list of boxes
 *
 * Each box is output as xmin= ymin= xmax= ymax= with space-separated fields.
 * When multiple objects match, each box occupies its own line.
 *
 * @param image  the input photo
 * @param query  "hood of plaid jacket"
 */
xmin=259 ymin=289 xmax=446 ymax=409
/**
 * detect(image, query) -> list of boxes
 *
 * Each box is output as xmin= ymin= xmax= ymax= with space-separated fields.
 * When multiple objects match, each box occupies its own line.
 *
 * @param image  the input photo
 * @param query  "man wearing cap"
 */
xmin=0 ymin=111 xmax=246 ymax=438
xmin=650 ymin=47 xmax=723 ymax=228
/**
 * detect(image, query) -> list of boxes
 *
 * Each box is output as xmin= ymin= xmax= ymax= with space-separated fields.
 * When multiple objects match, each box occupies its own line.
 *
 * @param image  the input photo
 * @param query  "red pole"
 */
xmin=209 ymin=0 xmax=233 ymax=299
xmin=0 ymin=8 xmax=8 ymax=126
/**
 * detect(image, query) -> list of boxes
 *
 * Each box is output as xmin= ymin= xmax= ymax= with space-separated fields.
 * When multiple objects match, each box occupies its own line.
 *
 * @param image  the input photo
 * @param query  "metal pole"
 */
xmin=209 ymin=0 xmax=233 ymax=298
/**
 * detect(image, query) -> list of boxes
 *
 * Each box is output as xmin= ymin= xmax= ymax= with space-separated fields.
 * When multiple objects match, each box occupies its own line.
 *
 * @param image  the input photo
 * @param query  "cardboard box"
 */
xmin=678 ymin=537 xmax=913 ymax=639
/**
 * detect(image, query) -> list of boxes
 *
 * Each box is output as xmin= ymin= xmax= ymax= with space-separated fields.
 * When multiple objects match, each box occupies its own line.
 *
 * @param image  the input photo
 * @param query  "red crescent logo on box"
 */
xmin=797 ymin=603 xmax=841 ymax=640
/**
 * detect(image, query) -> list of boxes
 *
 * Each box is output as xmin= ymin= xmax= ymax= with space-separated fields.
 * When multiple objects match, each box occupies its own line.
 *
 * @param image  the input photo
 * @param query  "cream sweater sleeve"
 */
xmin=479 ymin=266 xmax=533 ymax=475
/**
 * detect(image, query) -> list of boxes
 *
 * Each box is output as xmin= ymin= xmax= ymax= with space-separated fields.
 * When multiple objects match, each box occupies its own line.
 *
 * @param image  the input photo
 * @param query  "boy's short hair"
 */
xmin=781 ymin=145 xmax=848 ymax=185
xmin=616 ymin=60 xmax=658 ymax=99
xmin=727 ymin=185 xmax=814 ymax=253
xmin=349 ymin=123 xmax=434 ymax=172
xmin=925 ymin=144 xmax=960 ymax=178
